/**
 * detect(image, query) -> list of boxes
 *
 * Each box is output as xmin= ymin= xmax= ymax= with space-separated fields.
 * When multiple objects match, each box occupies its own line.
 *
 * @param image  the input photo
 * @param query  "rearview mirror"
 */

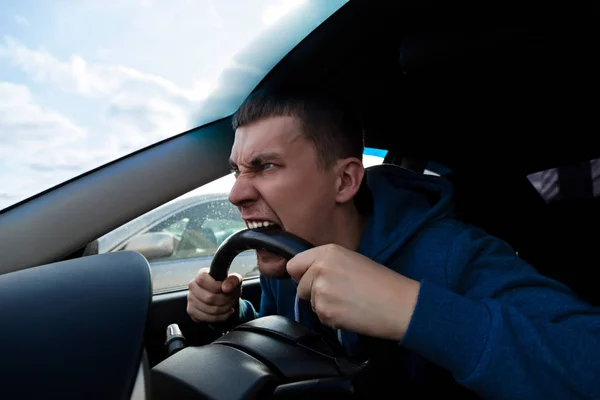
xmin=124 ymin=232 xmax=176 ymax=260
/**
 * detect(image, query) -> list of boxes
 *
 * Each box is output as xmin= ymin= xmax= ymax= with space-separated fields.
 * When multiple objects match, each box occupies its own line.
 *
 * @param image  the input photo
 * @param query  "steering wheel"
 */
xmin=207 ymin=227 xmax=317 ymax=334
xmin=151 ymin=227 xmax=373 ymax=399
xmin=209 ymin=226 xmax=315 ymax=281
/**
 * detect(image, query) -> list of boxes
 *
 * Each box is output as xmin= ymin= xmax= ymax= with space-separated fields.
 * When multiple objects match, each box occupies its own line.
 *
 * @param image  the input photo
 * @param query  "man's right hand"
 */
xmin=187 ymin=268 xmax=243 ymax=323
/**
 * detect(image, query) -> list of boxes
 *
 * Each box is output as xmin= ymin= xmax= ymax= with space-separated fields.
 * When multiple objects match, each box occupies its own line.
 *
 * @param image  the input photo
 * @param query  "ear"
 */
xmin=335 ymin=157 xmax=365 ymax=204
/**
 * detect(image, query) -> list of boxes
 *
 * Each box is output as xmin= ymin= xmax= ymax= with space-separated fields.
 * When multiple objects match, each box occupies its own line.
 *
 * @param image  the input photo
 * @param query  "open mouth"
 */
xmin=245 ymin=220 xmax=281 ymax=230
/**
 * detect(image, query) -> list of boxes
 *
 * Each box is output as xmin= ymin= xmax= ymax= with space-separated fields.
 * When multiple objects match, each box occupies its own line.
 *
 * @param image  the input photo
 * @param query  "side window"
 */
xmin=202 ymin=218 xmax=248 ymax=247
xmin=147 ymin=200 xmax=247 ymax=261
xmin=149 ymin=215 xmax=192 ymax=243
xmin=95 ymin=185 xmax=257 ymax=293
xmin=527 ymin=158 xmax=600 ymax=204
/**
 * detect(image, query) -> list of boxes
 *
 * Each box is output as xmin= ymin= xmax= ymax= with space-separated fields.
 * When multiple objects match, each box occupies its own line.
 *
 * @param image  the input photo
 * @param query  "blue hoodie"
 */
xmin=238 ymin=164 xmax=600 ymax=399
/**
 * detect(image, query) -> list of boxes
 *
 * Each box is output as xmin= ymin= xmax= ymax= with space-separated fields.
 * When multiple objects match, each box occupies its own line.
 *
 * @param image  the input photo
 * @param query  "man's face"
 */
xmin=228 ymin=115 xmax=339 ymax=277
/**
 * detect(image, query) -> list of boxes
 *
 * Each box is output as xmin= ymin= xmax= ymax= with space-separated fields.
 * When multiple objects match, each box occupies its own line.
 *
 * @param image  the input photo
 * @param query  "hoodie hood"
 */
xmin=293 ymin=163 xmax=455 ymax=357
xmin=357 ymin=164 xmax=455 ymax=264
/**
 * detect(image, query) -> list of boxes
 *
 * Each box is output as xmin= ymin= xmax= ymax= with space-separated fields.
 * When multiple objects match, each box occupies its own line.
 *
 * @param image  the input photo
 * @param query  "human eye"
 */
xmin=261 ymin=163 xmax=275 ymax=171
xmin=230 ymin=167 xmax=240 ymax=177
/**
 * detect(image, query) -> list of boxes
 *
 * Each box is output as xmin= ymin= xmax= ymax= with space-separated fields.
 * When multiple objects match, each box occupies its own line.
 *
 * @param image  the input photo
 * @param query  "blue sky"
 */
xmin=0 ymin=0 xmax=341 ymax=210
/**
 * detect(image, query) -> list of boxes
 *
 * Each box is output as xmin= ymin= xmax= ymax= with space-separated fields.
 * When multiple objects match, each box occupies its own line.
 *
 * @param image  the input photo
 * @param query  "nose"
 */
xmin=228 ymin=175 xmax=258 ymax=207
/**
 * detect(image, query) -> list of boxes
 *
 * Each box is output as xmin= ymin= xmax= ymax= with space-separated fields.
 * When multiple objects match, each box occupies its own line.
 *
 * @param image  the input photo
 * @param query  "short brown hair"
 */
xmin=231 ymin=86 xmax=365 ymax=169
xmin=232 ymin=86 xmax=372 ymax=213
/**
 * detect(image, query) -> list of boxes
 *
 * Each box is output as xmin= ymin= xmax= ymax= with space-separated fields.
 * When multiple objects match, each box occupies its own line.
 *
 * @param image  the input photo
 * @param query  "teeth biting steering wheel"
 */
xmin=208 ymin=226 xmax=316 ymax=333
xmin=208 ymin=225 xmax=315 ymax=281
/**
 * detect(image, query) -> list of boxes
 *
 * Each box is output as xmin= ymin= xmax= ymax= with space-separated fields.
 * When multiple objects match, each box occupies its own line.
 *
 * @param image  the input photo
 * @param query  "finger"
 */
xmin=188 ymin=284 xmax=236 ymax=314
xmin=194 ymin=268 xmax=223 ymax=294
xmin=221 ymin=273 xmax=243 ymax=294
xmin=310 ymin=278 xmax=339 ymax=329
xmin=188 ymin=280 xmax=233 ymax=307
xmin=287 ymin=247 xmax=319 ymax=283
xmin=296 ymin=262 xmax=319 ymax=302
xmin=189 ymin=294 xmax=235 ymax=316
xmin=310 ymin=275 xmax=324 ymax=318
xmin=187 ymin=302 xmax=235 ymax=323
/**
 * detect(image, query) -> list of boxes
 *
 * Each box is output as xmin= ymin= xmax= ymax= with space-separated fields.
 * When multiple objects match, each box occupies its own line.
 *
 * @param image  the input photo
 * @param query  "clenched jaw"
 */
xmin=242 ymin=218 xmax=288 ymax=278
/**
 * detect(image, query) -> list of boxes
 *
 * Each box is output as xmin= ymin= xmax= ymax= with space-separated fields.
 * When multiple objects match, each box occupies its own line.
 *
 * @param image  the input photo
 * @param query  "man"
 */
xmin=187 ymin=87 xmax=600 ymax=399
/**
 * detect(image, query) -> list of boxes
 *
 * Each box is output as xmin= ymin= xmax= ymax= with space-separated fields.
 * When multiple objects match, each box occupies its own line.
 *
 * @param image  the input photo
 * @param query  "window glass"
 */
xmin=152 ymin=217 xmax=191 ymax=242
xmin=0 ymin=0 xmax=348 ymax=212
xmin=527 ymin=158 xmax=600 ymax=204
xmin=145 ymin=200 xmax=247 ymax=261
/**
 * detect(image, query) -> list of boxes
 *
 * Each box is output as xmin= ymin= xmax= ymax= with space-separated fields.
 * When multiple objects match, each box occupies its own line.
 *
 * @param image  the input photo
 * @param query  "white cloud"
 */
xmin=0 ymin=36 xmax=213 ymax=101
xmin=0 ymin=82 xmax=95 ymax=208
xmin=0 ymin=35 xmax=215 ymax=145
xmin=0 ymin=82 xmax=85 ymax=150
xmin=0 ymin=35 xmax=223 ymax=209
xmin=0 ymin=80 xmax=171 ymax=209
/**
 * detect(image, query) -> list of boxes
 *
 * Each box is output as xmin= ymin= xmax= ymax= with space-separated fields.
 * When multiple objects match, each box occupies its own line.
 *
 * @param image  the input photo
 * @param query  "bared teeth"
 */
xmin=246 ymin=221 xmax=276 ymax=230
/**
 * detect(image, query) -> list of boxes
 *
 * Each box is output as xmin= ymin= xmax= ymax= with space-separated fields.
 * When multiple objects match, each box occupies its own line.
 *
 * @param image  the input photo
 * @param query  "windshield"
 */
xmin=0 ymin=0 xmax=348 ymax=211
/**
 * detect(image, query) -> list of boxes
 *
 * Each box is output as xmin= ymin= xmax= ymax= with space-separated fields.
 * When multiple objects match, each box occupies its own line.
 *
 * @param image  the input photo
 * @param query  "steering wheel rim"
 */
xmin=206 ymin=226 xmax=316 ymax=334
xmin=209 ymin=226 xmax=315 ymax=281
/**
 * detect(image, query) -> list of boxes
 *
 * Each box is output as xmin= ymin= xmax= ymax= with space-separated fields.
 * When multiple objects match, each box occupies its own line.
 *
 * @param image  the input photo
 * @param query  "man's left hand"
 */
xmin=287 ymin=244 xmax=421 ymax=341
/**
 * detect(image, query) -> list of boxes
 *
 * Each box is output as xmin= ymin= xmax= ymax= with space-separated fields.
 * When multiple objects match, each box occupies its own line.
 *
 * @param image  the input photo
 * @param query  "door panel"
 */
xmin=145 ymin=277 xmax=262 ymax=368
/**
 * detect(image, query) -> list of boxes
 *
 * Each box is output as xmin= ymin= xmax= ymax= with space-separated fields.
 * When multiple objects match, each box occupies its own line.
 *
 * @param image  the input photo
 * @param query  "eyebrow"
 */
xmin=229 ymin=152 xmax=281 ymax=169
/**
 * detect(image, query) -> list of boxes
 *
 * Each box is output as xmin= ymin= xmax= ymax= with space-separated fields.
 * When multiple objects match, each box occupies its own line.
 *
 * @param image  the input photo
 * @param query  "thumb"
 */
xmin=221 ymin=273 xmax=243 ymax=294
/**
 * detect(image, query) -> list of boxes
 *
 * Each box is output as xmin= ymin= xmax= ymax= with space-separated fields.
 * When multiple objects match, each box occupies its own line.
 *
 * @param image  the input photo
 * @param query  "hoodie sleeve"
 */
xmin=238 ymin=275 xmax=278 ymax=323
xmin=400 ymin=226 xmax=600 ymax=400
